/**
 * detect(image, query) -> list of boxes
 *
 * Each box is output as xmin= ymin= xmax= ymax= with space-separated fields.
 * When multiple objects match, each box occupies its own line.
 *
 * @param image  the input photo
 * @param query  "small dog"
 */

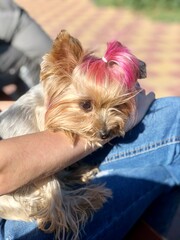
xmin=0 ymin=30 xmax=146 ymax=239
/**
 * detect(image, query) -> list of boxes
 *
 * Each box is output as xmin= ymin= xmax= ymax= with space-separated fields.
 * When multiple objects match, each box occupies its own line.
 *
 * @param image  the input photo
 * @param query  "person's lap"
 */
xmin=82 ymin=96 xmax=180 ymax=239
xmin=1 ymin=97 xmax=180 ymax=240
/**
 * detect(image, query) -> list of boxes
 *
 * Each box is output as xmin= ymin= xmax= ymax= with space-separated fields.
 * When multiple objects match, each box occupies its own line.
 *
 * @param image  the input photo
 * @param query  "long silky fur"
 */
xmin=0 ymin=49 xmax=111 ymax=240
xmin=0 ymin=85 xmax=111 ymax=239
xmin=0 ymin=30 xmax=146 ymax=239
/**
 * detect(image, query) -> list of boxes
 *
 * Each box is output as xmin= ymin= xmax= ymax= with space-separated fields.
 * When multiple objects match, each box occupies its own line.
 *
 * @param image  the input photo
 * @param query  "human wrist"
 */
xmin=0 ymin=130 xmax=96 ymax=194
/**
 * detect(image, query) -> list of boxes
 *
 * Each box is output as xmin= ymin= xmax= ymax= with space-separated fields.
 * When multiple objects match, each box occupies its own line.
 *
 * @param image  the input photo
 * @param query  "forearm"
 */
xmin=0 ymin=88 xmax=155 ymax=195
xmin=0 ymin=130 xmax=94 ymax=195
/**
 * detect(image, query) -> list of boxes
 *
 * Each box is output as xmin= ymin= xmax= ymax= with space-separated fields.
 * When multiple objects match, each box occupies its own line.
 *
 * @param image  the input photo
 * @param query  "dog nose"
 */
xmin=99 ymin=129 xmax=110 ymax=139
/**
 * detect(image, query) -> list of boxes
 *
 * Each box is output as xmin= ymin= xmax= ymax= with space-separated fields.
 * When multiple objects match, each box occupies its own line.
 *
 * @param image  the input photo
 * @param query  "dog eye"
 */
xmin=79 ymin=100 xmax=92 ymax=112
xmin=113 ymin=105 xmax=121 ymax=110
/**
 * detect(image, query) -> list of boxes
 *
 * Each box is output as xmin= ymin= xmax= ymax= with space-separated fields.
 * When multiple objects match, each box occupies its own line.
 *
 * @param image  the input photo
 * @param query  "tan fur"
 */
xmin=0 ymin=30 xmax=145 ymax=239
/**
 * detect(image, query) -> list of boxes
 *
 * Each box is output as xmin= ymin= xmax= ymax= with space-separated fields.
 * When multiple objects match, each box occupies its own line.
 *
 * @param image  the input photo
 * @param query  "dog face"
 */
xmin=40 ymin=30 xmax=145 ymax=146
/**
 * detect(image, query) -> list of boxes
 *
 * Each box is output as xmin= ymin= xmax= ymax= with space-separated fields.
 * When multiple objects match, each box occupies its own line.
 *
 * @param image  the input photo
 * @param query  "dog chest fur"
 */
xmin=0 ymin=84 xmax=45 ymax=139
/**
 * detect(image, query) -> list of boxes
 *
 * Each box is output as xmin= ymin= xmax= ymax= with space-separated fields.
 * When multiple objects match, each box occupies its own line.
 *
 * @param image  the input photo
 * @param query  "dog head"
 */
xmin=40 ymin=30 xmax=146 ymax=146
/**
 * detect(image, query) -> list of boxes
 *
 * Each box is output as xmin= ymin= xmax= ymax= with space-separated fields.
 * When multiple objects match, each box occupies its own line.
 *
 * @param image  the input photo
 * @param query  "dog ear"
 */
xmin=48 ymin=29 xmax=84 ymax=73
xmin=41 ymin=29 xmax=84 ymax=83
xmin=41 ymin=30 xmax=85 ymax=134
xmin=138 ymin=59 xmax=147 ymax=79
xmin=40 ymin=30 xmax=84 ymax=106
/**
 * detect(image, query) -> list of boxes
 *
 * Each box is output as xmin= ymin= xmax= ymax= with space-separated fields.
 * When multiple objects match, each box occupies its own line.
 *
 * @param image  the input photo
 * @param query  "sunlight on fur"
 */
xmin=0 ymin=30 xmax=146 ymax=239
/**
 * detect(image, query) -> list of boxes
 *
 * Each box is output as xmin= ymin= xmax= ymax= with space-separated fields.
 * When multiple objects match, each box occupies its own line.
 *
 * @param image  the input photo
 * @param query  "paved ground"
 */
xmin=16 ymin=0 xmax=180 ymax=98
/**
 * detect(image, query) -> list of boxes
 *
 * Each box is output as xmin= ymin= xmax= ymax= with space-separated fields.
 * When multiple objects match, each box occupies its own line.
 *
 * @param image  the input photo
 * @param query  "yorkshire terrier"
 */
xmin=0 ymin=30 xmax=146 ymax=239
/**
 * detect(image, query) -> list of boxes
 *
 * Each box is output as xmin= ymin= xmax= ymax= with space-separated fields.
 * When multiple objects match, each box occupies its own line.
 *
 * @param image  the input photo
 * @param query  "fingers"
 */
xmin=147 ymin=91 xmax=156 ymax=104
xmin=136 ymin=90 xmax=155 ymax=107
xmin=125 ymin=89 xmax=155 ymax=132
xmin=135 ymin=89 xmax=155 ymax=118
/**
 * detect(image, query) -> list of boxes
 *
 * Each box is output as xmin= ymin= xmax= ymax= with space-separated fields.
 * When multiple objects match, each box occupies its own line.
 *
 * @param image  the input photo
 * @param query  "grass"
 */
xmin=93 ymin=0 xmax=180 ymax=22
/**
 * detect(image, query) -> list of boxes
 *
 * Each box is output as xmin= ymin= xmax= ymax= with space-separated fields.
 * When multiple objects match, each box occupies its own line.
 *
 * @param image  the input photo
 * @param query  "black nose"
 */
xmin=99 ymin=130 xmax=110 ymax=139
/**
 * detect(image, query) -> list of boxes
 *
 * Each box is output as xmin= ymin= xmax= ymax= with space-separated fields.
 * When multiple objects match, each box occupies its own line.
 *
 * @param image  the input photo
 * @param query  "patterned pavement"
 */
xmin=16 ymin=0 xmax=180 ymax=97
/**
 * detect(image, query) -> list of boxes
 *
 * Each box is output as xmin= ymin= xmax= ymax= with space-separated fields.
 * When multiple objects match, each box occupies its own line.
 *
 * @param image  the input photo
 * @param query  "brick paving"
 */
xmin=16 ymin=0 xmax=180 ymax=97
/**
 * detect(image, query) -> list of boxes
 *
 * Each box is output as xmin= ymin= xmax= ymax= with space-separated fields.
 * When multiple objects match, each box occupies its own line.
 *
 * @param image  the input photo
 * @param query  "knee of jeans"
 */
xmin=152 ymin=97 xmax=180 ymax=122
xmin=158 ymin=97 xmax=180 ymax=110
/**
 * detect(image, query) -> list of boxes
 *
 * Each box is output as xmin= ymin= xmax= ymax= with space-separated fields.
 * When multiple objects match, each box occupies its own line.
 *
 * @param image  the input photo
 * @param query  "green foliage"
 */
xmin=94 ymin=0 xmax=180 ymax=9
xmin=93 ymin=0 xmax=180 ymax=22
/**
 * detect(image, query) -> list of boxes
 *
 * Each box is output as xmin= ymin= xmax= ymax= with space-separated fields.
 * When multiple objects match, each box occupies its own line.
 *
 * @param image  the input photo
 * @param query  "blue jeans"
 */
xmin=0 ymin=97 xmax=180 ymax=240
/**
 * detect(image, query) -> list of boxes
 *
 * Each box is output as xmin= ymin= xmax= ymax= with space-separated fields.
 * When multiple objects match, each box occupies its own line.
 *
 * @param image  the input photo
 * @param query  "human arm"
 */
xmin=0 ymin=130 xmax=94 ymax=195
xmin=0 ymin=0 xmax=52 ymax=90
xmin=0 ymin=89 xmax=155 ymax=195
xmin=0 ymin=102 xmax=94 ymax=195
xmin=0 ymin=0 xmax=52 ymax=58
xmin=0 ymin=0 xmax=21 ymax=42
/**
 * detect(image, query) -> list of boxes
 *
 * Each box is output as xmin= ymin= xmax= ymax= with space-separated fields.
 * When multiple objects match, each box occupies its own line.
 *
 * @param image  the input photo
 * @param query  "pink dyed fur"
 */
xmin=80 ymin=41 xmax=139 ymax=88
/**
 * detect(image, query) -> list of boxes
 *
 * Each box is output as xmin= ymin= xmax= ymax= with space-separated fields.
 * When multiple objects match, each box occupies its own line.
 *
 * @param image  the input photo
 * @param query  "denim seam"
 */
xmin=89 ymin=177 xmax=171 ymax=240
xmin=102 ymin=136 xmax=180 ymax=165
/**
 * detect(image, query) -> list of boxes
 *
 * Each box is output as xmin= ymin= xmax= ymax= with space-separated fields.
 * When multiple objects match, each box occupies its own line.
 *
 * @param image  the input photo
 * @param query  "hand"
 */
xmin=125 ymin=84 xmax=155 ymax=132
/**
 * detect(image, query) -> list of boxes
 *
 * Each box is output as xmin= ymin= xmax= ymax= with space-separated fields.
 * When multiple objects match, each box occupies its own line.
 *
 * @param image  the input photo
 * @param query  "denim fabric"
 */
xmin=0 ymin=97 xmax=180 ymax=240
